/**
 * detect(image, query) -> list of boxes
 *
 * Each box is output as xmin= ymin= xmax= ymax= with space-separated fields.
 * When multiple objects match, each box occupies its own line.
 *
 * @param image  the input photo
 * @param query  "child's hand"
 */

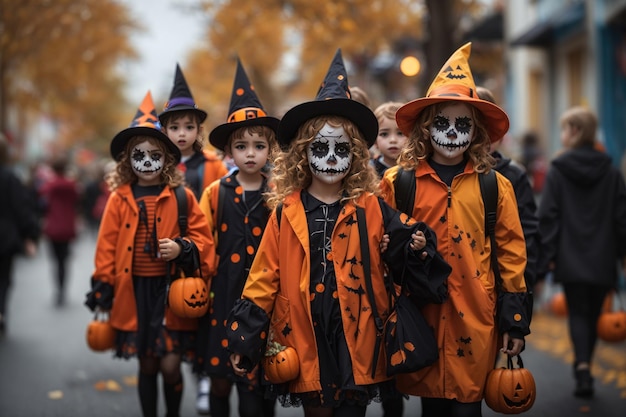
xmin=501 ymin=333 xmax=525 ymax=356
xmin=230 ymin=353 xmax=248 ymax=377
xmin=380 ymin=234 xmax=390 ymax=253
xmin=158 ymin=238 xmax=181 ymax=262
xmin=409 ymin=231 xmax=428 ymax=260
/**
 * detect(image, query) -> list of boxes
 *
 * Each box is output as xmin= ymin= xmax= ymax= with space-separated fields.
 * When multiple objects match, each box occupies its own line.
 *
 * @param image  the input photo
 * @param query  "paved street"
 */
xmin=1 ymin=230 xmax=625 ymax=416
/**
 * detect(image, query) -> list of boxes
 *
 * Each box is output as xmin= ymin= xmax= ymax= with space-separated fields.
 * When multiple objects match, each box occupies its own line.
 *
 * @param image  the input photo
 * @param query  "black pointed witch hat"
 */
xmin=110 ymin=91 xmax=181 ymax=161
xmin=277 ymin=48 xmax=378 ymax=148
xmin=158 ymin=63 xmax=207 ymax=124
xmin=209 ymin=57 xmax=280 ymax=151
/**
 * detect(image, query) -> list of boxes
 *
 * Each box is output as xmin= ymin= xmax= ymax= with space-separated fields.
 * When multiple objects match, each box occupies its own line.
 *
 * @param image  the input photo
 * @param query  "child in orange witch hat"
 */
xmin=86 ymin=91 xmax=216 ymax=417
xmin=380 ymin=43 xmax=530 ymax=416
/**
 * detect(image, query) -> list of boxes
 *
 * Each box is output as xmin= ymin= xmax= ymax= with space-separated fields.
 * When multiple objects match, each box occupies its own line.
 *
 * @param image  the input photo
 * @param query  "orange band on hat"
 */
xmin=227 ymin=107 xmax=267 ymax=123
xmin=428 ymin=84 xmax=475 ymax=99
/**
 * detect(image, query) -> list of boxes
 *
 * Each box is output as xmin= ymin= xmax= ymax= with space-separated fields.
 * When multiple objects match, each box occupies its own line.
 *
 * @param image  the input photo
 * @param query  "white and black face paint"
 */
xmin=429 ymin=103 xmax=474 ymax=162
xmin=307 ymin=123 xmax=352 ymax=184
xmin=131 ymin=141 xmax=164 ymax=175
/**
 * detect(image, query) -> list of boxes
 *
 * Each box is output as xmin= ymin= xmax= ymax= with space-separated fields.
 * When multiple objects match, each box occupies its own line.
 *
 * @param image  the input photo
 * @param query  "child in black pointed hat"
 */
xmin=159 ymin=64 xmax=227 ymax=201
xmin=86 ymin=91 xmax=217 ymax=417
xmin=226 ymin=49 xmax=449 ymax=416
xmin=195 ymin=57 xmax=279 ymax=417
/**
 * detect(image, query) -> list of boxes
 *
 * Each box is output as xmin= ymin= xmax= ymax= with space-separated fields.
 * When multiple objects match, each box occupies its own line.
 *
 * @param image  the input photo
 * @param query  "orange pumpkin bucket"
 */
xmin=167 ymin=275 xmax=209 ymax=318
xmin=597 ymin=292 xmax=626 ymax=343
xmin=262 ymin=340 xmax=300 ymax=384
xmin=485 ymin=355 xmax=536 ymax=414
xmin=86 ymin=310 xmax=116 ymax=352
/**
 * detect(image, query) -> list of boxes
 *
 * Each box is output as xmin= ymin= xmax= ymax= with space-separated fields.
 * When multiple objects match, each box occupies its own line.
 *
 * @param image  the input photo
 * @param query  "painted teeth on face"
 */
xmin=307 ymin=123 xmax=352 ymax=184
xmin=429 ymin=104 xmax=474 ymax=158
xmin=131 ymin=145 xmax=164 ymax=174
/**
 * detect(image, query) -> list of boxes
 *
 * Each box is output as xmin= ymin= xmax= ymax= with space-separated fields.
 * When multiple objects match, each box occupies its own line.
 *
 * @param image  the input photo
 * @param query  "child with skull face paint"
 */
xmin=225 ymin=49 xmax=450 ymax=417
xmin=85 ymin=91 xmax=216 ymax=417
xmin=380 ymin=43 xmax=530 ymax=417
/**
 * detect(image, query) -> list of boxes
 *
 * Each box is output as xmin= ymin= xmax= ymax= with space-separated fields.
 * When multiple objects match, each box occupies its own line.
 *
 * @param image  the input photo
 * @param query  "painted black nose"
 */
xmin=446 ymin=129 xmax=457 ymax=139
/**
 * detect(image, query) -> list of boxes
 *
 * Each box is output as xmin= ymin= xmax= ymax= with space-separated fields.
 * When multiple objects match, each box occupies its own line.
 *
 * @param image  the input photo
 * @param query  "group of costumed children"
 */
xmin=86 ymin=43 xmax=530 ymax=417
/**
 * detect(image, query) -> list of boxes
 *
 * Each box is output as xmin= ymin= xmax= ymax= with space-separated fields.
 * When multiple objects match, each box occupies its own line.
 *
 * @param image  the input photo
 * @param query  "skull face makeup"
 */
xmin=307 ymin=123 xmax=352 ymax=185
xmin=130 ymin=140 xmax=165 ymax=185
xmin=429 ymin=103 xmax=474 ymax=164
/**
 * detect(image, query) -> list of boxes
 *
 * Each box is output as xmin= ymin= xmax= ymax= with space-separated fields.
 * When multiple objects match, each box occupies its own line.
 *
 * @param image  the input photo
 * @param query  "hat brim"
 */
xmin=110 ymin=127 xmax=181 ymax=162
xmin=278 ymin=99 xmax=378 ymax=149
xmin=158 ymin=106 xmax=208 ymax=124
xmin=209 ymin=117 xmax=280 ymax=152
xmin=396 ymin=97 xmax=509 ymax=143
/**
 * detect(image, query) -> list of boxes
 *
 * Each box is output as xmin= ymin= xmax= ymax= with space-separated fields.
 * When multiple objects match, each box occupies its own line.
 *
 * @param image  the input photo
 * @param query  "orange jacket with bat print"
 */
xmin=227 ymin=190 xmax=446 ymax=393
xmin=380 ymin=161 xmax=530 ymax=402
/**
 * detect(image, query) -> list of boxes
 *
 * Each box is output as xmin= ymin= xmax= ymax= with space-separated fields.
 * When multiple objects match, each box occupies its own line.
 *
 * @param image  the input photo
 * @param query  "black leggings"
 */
xmin=421 ymin=397 xmax=482 ymax=417
xmin=48 ymin=240 xmax=70 ymax=292
xmin=563 ymin=283 xmax=611 ymax=366
xmin=0 ymin=255 xmax=15 ymax=316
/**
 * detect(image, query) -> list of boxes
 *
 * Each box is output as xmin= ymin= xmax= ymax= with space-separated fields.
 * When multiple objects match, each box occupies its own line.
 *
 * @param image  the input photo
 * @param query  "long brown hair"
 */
xmin=266 ymin=115 xmax=379 ymax=209
xmin=397 ymin=102 xmax=495 ymax=173
xmin=107 ymin=135 xmax=184 ymax=190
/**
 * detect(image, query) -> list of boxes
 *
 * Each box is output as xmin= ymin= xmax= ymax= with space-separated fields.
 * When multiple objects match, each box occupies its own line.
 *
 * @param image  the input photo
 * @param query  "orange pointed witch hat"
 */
xmin=396 ymin=42 xmax=509 ymax=142
xmin=110 ymin=91 xmax=181 ymax=161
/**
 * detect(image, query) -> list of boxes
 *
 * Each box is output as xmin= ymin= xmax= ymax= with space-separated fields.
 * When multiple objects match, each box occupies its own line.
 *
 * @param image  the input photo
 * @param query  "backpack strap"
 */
xmin=174 ymin=185 xmax=188 ymax=237
xmin=478 ymin=170 xmax=502 ymax=289
xmin=356 ymin=206 xmax=383 ymax=378
xmin=275 ymin=202 xmax=283 ymax=229
xmin=394 ymin=168 xmax=416 ymax=215
xmin=216 ymin=181 xmax=226 ymax=231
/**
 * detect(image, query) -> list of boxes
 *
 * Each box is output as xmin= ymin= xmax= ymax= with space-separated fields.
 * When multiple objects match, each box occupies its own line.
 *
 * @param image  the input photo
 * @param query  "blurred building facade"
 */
xmin=504 ymin=0 xmax=626 ymax=164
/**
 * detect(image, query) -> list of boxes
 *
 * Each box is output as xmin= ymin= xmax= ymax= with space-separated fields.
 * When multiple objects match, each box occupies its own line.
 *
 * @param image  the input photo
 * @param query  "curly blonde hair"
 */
xmin=107 ymin=135 xmax=184 ymax=190
xmin=160 ymin=110 xmax=205 ymax=153
xmin=397 ymin=102 xmax=495 ymax=173
xmin=266 ymin=115 xmax=379 ymax=209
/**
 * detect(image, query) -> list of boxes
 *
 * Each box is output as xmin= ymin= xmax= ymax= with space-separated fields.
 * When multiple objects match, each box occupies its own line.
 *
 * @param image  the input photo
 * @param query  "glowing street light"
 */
xmin=400 ymin=56 xmax=421 ymax=77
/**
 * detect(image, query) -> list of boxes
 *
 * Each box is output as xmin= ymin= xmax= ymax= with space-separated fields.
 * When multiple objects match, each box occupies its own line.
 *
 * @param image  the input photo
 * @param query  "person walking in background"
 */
xmin=370 ymin=101 xmax=407 ymax=179
xmin=40 ymin=155 xmax=79 ymax=307
xmin=536 ymin=106 xmax=626 ymax=398
xmin=85 ymin=91 xmax=216 ymax=417
xmin=380 ymin=43 xmax=530 ymax=417
xmin=520 ymin=130 xmax=547 ymax=196
xmin=196 ymin=57 xmax=280 ymax=417
xmin=476 ymin=86 xmax=539 ymax=318
xmin=159 ymin=63 xmax=227 ymax=201
xmin=158 ymin=63 xmax=228 ymax=415
xmin=0 ymin=133 xmax=40 ymax=335
xmin=226 ymin=49 xmax=447 ymax=417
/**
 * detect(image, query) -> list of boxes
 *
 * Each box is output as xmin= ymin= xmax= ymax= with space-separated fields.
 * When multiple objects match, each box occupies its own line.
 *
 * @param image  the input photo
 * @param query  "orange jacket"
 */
xmin=92 ymin=184 xmax=216 ymax=331
xmin=381 ymin=162 xmax=528 ymax=402
xmin=237 ymin=191 xmax=428 ymax=392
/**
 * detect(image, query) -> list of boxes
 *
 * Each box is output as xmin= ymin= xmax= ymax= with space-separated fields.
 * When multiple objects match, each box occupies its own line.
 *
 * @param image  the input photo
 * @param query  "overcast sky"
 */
xmin=121 ymin=0 xmax=205 ymax=106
